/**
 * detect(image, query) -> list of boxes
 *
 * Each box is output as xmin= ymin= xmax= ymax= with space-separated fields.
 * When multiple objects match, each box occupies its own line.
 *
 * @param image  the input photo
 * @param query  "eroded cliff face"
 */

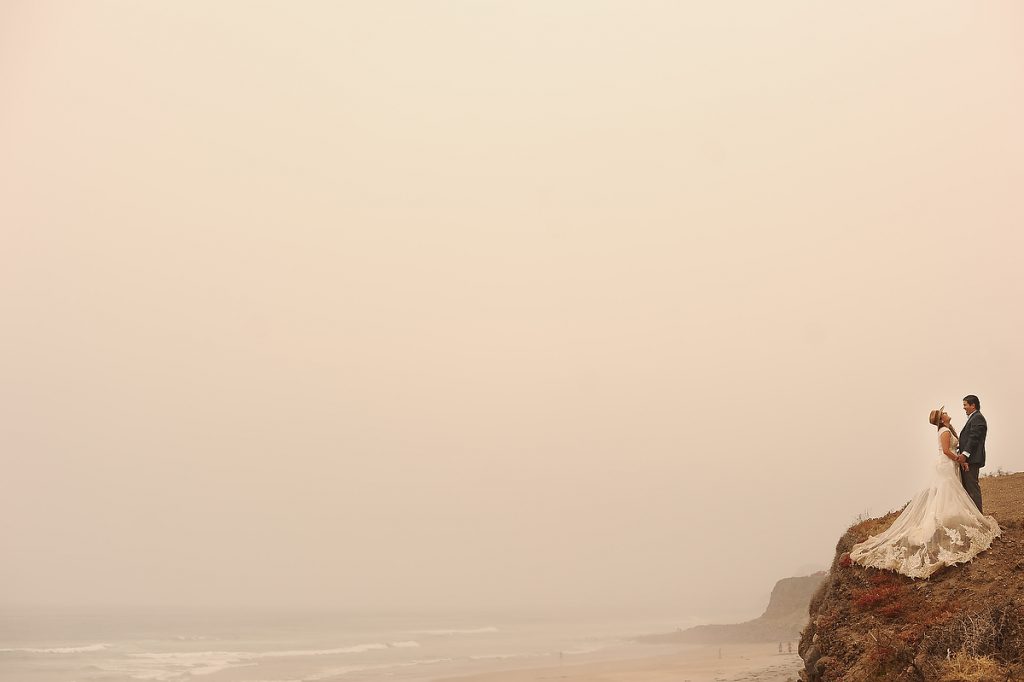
xmin=765 ymin=575 xmax=830 ymax=620
xmin=799 ymin=473 xmax=1024 ymax=682
xmin=642 ymin=573 xmax=825 ymax=645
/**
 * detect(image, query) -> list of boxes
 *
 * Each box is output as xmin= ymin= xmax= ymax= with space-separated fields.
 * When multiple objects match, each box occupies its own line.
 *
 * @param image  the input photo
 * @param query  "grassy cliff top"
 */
xmin=799 ymin=471 xmax=1024 ymax=681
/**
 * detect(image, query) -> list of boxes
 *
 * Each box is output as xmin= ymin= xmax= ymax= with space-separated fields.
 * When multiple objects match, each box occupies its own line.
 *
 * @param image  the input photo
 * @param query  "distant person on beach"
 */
xmin=848 ymin=401 xmax=1000 ymax=578
xmin=958 ymin=394 xmax=988 ymax=512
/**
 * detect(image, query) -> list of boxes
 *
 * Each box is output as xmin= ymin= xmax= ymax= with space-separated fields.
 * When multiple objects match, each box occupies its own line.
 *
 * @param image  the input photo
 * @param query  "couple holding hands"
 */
xmin=850 ymin=395 xmax=1000 ymax=579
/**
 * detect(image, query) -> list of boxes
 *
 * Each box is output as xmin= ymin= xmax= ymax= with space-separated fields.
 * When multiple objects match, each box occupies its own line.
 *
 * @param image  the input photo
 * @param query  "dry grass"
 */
xmin=923 ymin=601 xmax=1024 ymax=662
xmin=936 ymin=649 xmax=1005 ymax=681
xmin=798 ymin=474 xmax=1024 ymax=682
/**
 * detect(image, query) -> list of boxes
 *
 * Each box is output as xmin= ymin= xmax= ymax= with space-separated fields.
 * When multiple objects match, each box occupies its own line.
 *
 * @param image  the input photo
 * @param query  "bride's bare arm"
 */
xmin=940 ymin=431 xmax=958 ymax=460
xmin=941 ymin=430 xmax=969 ymax=470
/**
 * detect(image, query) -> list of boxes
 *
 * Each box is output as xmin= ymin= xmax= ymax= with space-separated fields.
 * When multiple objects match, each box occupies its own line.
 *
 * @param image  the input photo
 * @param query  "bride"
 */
xmin=849 ymin=407 xmax=1001 ymax=578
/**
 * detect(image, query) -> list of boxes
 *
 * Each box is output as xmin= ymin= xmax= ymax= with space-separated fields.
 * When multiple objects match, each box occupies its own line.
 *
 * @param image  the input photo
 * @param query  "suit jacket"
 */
xmin=958 ymin=411 xmax=988 ymax=468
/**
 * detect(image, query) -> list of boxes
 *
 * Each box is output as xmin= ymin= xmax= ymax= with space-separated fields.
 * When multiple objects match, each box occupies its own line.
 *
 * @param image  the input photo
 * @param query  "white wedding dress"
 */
xmin=849 ymin=426 xmax=1001 ymax=578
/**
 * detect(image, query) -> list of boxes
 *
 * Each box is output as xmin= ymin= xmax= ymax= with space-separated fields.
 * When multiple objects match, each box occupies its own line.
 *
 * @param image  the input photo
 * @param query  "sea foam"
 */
xmin=0 ymin=643 xmax=110 ymax=654
xmin=413 ymin=626 xmax=499 ymax=635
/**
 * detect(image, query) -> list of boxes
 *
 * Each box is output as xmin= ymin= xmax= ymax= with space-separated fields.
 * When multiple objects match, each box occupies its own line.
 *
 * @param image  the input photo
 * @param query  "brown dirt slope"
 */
xmin=799 ymin=472 xmax=1024 ymax=681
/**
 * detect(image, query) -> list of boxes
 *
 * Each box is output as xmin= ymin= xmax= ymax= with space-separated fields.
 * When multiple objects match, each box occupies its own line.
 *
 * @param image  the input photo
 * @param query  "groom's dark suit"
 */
xmin=958 ymin=411 xmax=987 ymax=512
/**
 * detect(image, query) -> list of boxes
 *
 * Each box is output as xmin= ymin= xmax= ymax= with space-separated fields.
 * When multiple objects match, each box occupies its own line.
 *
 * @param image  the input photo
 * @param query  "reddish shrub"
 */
xmin=868 ymin=571 xmax=900 ymax=587
xmin=854 ymin=585 xmax=902 ymax=609
xmin=867 ymin=642 xmax=901 ymax=671
xmin=877 ymin=601 xmax=906 ymax=619
xmin=896 ymin=626 xmax=923 ymax=647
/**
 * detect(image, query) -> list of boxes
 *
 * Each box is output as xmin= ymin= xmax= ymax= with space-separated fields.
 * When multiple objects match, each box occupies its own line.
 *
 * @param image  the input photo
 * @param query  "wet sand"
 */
xmin=434 ymin=643 xmax=802 ymax=682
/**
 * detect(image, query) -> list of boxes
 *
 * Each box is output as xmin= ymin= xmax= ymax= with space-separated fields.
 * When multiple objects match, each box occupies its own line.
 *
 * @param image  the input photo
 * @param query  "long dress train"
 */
xmin=849 ymin=426 xmax=1000 ymax=579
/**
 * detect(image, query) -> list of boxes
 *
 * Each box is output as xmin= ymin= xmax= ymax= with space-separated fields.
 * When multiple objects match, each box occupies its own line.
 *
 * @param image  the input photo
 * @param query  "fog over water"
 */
xmin=2 ymin=1 xmax=1023 ymax=627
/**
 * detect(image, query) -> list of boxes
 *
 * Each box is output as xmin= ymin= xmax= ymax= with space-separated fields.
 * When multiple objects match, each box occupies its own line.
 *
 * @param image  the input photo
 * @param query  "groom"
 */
xmin=957 ymin=394 xmax=987 ymax=512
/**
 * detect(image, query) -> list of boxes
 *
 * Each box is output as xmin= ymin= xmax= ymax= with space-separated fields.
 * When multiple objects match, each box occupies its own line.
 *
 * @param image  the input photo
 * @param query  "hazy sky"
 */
xmin=2 ymin=1 xmax=1023 ymax=621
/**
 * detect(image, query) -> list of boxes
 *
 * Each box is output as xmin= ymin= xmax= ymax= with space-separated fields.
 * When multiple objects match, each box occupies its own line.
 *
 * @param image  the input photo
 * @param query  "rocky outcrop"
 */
xmin=799 ymin=472 xmax=1024 ymax=681
xmin=643 ymin=573 xmax=825 ymax=645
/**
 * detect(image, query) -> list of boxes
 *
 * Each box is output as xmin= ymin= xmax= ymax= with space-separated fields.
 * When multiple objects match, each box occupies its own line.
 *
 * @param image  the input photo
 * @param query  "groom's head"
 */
xmin=963 ymin=395 xmax=981 ymax=415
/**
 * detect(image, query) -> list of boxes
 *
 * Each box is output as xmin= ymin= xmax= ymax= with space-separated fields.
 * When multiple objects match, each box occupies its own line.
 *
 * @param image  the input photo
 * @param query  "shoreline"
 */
xmin=432 ymin=643 xmax=802 ymax=682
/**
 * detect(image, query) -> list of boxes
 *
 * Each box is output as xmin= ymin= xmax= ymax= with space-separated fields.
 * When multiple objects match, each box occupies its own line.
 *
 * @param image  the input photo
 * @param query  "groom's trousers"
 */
xmin=962 ymin=465 xmax=983 ymax=513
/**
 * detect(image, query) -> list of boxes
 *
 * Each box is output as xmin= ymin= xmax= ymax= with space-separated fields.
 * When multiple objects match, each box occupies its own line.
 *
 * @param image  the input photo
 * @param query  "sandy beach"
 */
xmin=435 ymin=644 xmax=802 ymax=682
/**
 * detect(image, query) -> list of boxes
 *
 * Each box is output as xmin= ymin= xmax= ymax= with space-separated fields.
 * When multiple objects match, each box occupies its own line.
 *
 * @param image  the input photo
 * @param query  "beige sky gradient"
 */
xmin=2 ymin=1 xmax=1023 ymax=619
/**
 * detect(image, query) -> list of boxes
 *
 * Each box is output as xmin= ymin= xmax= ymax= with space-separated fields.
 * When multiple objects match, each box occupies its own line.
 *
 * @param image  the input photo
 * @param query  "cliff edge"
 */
xmin=643 ymin=573 xmax=826 ymax=645
xmin=799 ymin=472 xmax=1024 ymax=681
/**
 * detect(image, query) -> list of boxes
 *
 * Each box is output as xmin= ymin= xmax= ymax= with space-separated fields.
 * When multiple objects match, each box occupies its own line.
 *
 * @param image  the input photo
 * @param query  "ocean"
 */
xmin=0 ymin=609 xmax=695 ymax=682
